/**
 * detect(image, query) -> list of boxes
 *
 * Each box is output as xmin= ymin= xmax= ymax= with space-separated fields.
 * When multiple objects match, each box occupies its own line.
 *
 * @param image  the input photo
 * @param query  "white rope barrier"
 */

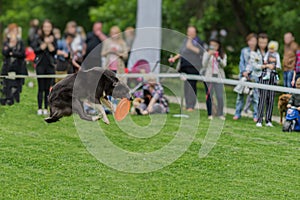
xmin=119 ymin=73 xmax=300 ymax=94
xmin=1 ymin=72 xmax=299 ymax=94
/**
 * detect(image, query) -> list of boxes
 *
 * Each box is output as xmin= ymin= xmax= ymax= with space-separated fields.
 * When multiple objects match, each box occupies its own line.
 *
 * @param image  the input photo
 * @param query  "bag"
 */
xmin=233 ymin=77 xmax=248 ymax=94
xmin=55 ymin=70 xmax=68 ymax=83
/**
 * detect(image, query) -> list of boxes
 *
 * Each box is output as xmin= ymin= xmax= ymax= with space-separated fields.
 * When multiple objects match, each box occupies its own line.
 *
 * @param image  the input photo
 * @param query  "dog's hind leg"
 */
xmin=73 ymin=99 xmax=99 ymax=121
xmin=89 ymin=102 xmax=110 ymax=124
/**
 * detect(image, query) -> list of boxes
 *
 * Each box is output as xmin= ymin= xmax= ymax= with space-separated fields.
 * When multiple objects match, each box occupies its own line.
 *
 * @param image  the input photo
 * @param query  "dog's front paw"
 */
xmin=102 ymin=119 xmax=110 ymax=125
xmin=102 ymin=116 xmax=110 ymax=125
xmin=92 ymin=116 xmax=101 ymax=121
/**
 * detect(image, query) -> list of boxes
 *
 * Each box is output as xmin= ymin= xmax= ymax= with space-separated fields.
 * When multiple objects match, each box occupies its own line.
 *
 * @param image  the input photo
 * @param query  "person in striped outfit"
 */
xmin=256 ymin=44 xmax=282 ymax=127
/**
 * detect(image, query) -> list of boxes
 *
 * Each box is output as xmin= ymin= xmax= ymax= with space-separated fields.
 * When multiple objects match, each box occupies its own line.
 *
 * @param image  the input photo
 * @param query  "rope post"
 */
xmin=180 ymin=74 xmax=184 ymax=114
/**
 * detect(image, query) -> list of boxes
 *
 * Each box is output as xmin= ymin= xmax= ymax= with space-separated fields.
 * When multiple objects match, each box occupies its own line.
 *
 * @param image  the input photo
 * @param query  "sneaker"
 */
xmin=208 ymin=116 xmax=213 ymax=120
xmin=37 ymin=109 xmax=43 ymax=115
xmin=219 ymin=116 xmax=225 ymax=120
xmin=253 ymin=118 xmax=258 ymax=122
xmin=266 ymin=122 xmax=273 ymax=127
xmin=233 ymin=116 xmax=240 ymax=120
xmin=256 ymin=122 xmax=262 ymax=127
xmin=43 ymin=109 xmax=48 ymax=115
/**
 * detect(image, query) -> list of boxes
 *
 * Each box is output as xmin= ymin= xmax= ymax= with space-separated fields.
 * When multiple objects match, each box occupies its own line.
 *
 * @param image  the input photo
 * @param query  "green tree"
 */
xmin=89 ymin=0 xmax=137 ymax=34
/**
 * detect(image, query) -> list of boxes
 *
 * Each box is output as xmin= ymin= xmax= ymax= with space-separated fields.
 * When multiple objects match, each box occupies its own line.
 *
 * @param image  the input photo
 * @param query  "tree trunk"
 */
xmin=0 ymin=0 xmax=3 ymax=48
xmin=186 ymin=0 xmax=206 ymax=19
xmin=230 ymin=0 xmax=250 ymax=37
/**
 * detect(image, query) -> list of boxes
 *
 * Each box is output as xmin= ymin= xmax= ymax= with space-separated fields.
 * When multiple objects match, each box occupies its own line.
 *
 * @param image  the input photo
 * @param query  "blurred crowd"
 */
xmin=1 ymin=19 xmax=136 ymax=115
xmin=1 ymin=19 xmax=300 ymax=126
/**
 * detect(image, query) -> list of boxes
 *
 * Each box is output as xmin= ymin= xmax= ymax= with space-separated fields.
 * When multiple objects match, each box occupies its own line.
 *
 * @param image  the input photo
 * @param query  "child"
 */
xmin=287 ymin=78 xmax=300 ymax=109
xmin=263 ymin=41 xmax=281 ymax=80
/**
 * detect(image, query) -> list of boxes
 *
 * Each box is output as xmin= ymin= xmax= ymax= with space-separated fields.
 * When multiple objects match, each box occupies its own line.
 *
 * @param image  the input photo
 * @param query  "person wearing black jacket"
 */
xmin=1 ymin=33 xmax=27 ymax=105
xmin=31 ymin=19 xmax=57 ymax=115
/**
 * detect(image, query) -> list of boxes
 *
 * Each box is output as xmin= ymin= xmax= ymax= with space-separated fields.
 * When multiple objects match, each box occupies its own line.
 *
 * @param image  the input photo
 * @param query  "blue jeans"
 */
xmin=234 ymin=76 xmax=259 ymax=119
xmin=283 ymin=70 xmax=294 ymax=88
xmin=234 ymin=89 xmax=258 ymax=119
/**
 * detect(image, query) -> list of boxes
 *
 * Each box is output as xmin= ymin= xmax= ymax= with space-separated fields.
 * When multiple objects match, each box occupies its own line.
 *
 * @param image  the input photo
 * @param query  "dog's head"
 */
xmin=279 ymin=94 xmax=292 ymax=104
xmin=112 ymin=81 xmax=131 ymax=100
xmin=102 ymin=69 xmax=131 ymax=100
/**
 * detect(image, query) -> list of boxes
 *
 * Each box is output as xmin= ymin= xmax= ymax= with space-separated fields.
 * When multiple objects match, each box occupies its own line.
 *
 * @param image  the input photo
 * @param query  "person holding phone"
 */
xmin=202 ymin=38 xmax=227 ymax=120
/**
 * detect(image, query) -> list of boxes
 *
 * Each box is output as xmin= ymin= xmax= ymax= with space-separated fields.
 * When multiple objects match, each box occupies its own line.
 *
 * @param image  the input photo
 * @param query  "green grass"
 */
xmin=0 ymin=78 xmax=299 ymax=199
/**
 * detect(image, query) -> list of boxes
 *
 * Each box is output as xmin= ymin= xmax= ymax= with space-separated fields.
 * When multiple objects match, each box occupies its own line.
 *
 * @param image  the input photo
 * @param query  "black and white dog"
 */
xmin=45 ymin=67 xmax=131 ymax=124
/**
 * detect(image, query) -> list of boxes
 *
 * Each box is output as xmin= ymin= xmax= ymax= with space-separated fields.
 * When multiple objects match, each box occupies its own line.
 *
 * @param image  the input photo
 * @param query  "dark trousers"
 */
xmin=257 ymin=72 xmax=276 ymax=123
xmin=184 ymin=79 xmax=197 ymax=109
xmin=36 ymin=64 xmax=55 ymax=109
xmin=204 ymin=82 xmax=224 ymax=116
xmin=1 ymin=78 xmax=21 ymax=105
xmin=37 ymin=78 xmax=53 ymax=109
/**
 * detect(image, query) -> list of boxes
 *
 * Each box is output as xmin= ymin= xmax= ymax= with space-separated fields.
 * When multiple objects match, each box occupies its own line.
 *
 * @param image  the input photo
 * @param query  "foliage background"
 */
xmin=1 ymin=0 xmax=300 ymax=76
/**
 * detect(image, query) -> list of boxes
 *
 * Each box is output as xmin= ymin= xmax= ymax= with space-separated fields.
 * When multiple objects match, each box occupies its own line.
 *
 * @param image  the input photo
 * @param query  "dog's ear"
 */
xmin=103 ymin=69 xmax=119 ymax=85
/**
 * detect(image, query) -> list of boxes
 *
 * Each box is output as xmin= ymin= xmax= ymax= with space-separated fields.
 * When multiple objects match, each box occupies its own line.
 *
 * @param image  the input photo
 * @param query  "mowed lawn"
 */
xmin=0 ymin=78 xmax=299 ymax=199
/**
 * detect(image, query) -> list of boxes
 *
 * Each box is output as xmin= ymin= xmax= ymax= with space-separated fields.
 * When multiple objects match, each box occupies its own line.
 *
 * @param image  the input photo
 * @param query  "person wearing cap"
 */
xmin=287 ymin=78 xmax=300 ymax=109
xmin=262 ymin=41 xmax=281 ymax=81
xmin=135 ymin=75 xmax=169 ymax=115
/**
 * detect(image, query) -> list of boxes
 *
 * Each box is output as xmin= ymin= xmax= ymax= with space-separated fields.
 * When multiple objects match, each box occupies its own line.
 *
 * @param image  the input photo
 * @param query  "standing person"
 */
xmin=64 ymin=21 xmax=86 ymax=59
xmin=1 ymin=32 xmax=26 ymax=105
xmin=101 ymin=26 xmax=128 ymax=76
xmin=28 ymin=19 xmax=39 ymax=47
xmin=283 ymin=32 xmax=298 ymax=88
xmin=243 ymin=33 xmax=268 ymax=114
xmin=84 ymin=21 xmax=107 ymax=67
xmin=124 ymin=26 xmax=135 ymax=66
xmin=101 ymin=25 xmax=128 ymax=109
xmin=55 ymin=33 xmax=76 ymax=83
xmin=202 ymin=38 xmax=227 ymax=120
xmin=233 ymin=33 xmax=258 ymax=121
xmin=168 ymin=26 xmax=204 ymax=111
xmin=31 ymin=19 xmax=57 ymax=115
xmin=291 ymin=47 xmax=300 ymax=87
xmin=256 ymin=48 xmax=281 ymax=127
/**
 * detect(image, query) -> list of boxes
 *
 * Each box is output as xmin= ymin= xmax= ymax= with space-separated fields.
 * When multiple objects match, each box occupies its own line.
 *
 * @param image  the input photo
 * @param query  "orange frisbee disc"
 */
xmin=114 ymin=98 xmax=131 ymax=121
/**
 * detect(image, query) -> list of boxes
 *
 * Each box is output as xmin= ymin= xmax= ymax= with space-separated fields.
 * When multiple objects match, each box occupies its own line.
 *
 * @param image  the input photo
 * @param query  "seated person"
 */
xmin=287 ymin=78 xmax=300 ymax=110
xmin=135 ymin=76 xmax=169 ymax=115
